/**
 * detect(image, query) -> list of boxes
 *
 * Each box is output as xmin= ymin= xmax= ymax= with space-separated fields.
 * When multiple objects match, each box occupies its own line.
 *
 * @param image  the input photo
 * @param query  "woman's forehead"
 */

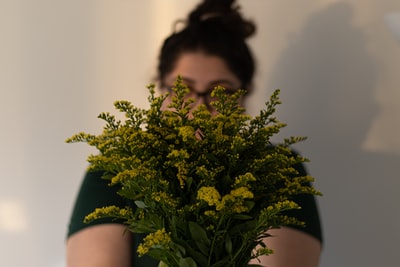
xmin=164 ymin=52 xmax=241 ymax=86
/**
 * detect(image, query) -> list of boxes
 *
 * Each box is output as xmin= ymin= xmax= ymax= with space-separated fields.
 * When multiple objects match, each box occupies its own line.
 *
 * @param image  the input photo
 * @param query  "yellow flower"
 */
xmin=175 ymin=161 xmax=188 ymax=188
xmin=167 ymin=149 xmax=190 ymax=159
xmin=230 ymin=186 xmax=254 ymax=199
xmin=215 ymin=187 xmax=254 ymax=214
xmin=178 ymin=126 xmax=195 ymax=142
xmin=234 ymin=173 xmax=256 ymax=186
xmin=216 ymin=194 xmax=235 ymax=211
xmin=267 ymin=200 xmax=300 ymax=212
xmin=84 ymin=205 xmax=131 ymax=223
xmin=137 ymin=228 xmax=171 ymax=256
xmin=254 ymin=247 xmax=274 ymax=257
xmin=231 ymin=203 xmax=249 ymax=214
xmin=151 ymin=191 xmax=179 ymax=208
xmin=204 ymin=210 xmax=217 ymax=217
xmin=167 ymin=149 xmax=190 ymax=188
xmin=197 ymin=186 xmax=221 ymax=206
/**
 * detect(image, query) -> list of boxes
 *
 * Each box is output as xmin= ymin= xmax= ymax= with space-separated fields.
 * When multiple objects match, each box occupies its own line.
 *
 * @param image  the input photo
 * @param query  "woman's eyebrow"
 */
xmin=164 ymin=77 xmax=194 ymax=86
xmin=165 ymin=77 xmax=238 ymax=88
xmin=180 ymin=77 xmax=196 ymax=86
xmin=209 ymin=79 xmax=238 ymax=87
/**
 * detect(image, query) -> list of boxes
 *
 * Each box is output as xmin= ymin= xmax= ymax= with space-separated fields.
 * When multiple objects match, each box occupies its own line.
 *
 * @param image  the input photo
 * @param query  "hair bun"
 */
xmin=187 ymin=0 xmax=256 ymax=40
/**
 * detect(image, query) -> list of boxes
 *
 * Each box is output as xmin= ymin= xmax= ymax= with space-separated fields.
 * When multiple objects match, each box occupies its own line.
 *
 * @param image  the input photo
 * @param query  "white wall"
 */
xmin=1 ymin=0 xmax=399 ymax=266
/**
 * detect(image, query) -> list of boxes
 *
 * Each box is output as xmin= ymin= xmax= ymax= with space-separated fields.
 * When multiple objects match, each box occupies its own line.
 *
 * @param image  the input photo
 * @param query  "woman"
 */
xmin=66 ymin=0 xmax=322 ymax=266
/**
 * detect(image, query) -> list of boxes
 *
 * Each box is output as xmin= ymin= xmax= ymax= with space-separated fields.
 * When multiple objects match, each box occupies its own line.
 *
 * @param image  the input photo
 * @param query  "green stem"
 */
xmin=207 ymin=214 xmax=231 ymax=267
xmin=229 ymin=237 xmax=251 ymax=267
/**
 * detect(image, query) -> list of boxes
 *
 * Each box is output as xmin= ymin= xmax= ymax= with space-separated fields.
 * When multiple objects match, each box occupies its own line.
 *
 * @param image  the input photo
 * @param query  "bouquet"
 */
xmin=66 ymin=76 xmax=320 ymax=267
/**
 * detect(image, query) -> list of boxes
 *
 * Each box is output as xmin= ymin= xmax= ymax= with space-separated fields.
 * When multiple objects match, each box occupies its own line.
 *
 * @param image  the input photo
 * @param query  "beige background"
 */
xmin=1 ymin=0 xmax=400 ymax=266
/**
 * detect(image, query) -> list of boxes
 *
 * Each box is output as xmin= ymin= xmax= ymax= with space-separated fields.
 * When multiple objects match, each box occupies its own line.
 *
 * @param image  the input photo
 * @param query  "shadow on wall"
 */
xmin=269 ymin=2 xmax=377 ymax=147
xmin=267 ymin=2 xmax=400 ymax=267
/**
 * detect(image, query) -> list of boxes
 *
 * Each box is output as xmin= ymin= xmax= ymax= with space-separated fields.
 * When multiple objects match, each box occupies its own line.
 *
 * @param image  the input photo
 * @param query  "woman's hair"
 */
xmin=157 ymin=0 xmax=256 ymax=92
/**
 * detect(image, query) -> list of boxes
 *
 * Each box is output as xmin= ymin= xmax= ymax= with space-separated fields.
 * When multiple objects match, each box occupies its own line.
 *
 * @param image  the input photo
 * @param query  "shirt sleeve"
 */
xmin=66 ymin=170 xmax=160 ymax=267
xmin=67 ymin=170 xmax=127 ymax=237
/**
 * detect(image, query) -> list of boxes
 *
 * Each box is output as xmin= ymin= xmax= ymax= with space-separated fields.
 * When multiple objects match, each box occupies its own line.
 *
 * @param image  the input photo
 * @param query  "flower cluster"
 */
xmin=67 ymin=76 xmax=321 ymax=267
xmin=137 ymin=228 xmax=172 ymax=256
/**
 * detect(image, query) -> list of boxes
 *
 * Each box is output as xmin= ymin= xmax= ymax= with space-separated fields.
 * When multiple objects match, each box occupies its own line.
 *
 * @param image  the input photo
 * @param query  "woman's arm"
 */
xmin=249 ymin=226 xmax=322 ymax=267
xmin=66 ymin=224 xmax=132 ymax=267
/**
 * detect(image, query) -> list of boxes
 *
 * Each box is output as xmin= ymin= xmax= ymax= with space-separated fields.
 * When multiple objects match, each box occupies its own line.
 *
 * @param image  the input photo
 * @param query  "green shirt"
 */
xmin=67 ymin=163 xmax=322 ymax=267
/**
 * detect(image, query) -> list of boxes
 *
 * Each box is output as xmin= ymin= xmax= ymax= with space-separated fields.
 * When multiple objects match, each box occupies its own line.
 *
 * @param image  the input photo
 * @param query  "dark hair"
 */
xmin=157 ymin=0 xmax=256 ymax=92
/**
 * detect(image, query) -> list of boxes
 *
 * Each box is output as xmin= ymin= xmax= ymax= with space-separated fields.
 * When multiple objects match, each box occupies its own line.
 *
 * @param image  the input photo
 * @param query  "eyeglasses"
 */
xmin=162 ymin=84 xmax=239 ymax=104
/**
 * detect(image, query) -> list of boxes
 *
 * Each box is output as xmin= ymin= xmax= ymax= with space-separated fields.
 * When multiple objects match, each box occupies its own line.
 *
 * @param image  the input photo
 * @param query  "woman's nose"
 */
xmin=191 ymin=93 xmax=216 ymax=114
xmin=190 ymin=96 xmax=206 ymax=110
xmin=195 ymin=93 xmax=207 ymax=104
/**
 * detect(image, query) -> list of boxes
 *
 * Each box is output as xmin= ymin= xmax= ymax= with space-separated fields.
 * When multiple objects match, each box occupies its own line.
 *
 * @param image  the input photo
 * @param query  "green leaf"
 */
xmin=134 ymin=200 xmax=148 ymax=209
xmin=232 ymin=214 xmax=253 ymax=220
xmin=179 ymin=257 xmax=197 ymax=267
xmin=225 ymin=234 xmax=232 ymax=254
xmin=189 ymin=221 xmax=211 ymax=245
xmin=127 ymin=222 xmax=155 ymax=233
xmin=210 ymin=259 xmax=230 ymax=267
xmin=173 ymin=238 xmax=209 ymax=267
xmin=146 ymin=248 xmax=167 ymax=262
xmin=229 ymin=220 xmax=257 ymax=235
xmin=188 ymin=221 xmax=211 ymax=255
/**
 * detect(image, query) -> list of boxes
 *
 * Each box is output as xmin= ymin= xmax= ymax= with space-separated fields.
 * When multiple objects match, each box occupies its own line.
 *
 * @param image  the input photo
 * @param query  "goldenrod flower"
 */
xmin=230 ymin=186 xmax=254 ymax=199
xmin=234 ymin=173 xmax=256 ymax=187
xmin=204 ymin=210 xmax=217 ymax=217
xmin=197 ymin=186 xmax=221 ymax=206
xmin=137 ymin=228 xmax=171 ymax=256
xmin=67 ymin=77 xmax=321 ymax=266
xmin=178 ymin=126 xmax=195 ymax=142
xmin=84 ymin=205 xmax=131 ymax=223
xmin=151 ymin=191 xmax=178 ymax=208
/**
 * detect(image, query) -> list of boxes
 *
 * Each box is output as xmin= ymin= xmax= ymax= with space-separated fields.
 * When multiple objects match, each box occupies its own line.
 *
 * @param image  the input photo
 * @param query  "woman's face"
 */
xmin=161 ymin=51 xmax=242 ymax=113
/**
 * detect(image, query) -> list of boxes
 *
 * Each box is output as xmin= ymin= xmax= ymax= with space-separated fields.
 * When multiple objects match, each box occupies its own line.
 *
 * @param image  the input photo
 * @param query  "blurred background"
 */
xmin=1 ymin=0 xmax=399 ymax=266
